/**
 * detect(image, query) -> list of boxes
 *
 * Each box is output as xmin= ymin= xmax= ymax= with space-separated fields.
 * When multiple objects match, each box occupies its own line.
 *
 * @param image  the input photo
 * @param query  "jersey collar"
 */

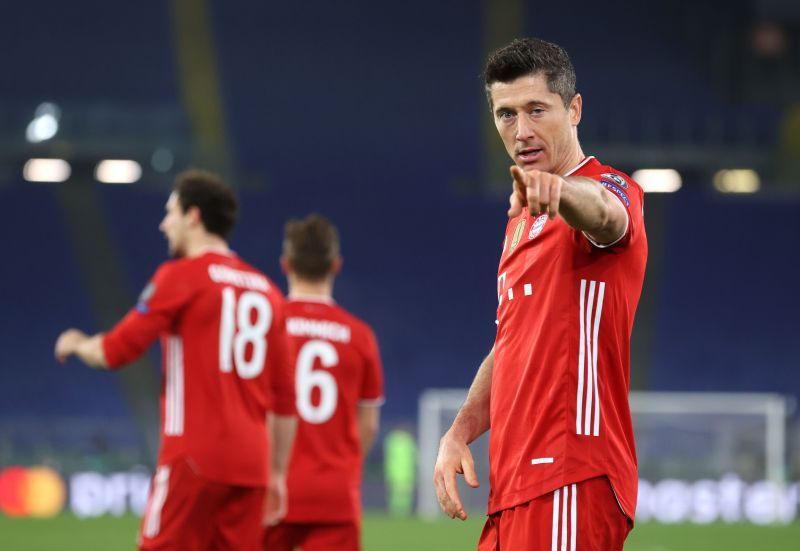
xmin=563 ymin=156 xmax=595 ymax=177
xmin=288 ymin=293 xmax=336 ymax=305
xmin=199 ymin=246 xmax=235 ymax=257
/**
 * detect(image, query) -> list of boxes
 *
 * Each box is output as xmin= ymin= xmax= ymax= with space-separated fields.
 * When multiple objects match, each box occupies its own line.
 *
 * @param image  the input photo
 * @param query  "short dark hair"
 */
xmin=174 ymin=169 xmax=238 ymax=239
xmin=484 ymin=37 xmax=576 ymax=107
xmin=283 ymin=214 xmax=340 ymax=282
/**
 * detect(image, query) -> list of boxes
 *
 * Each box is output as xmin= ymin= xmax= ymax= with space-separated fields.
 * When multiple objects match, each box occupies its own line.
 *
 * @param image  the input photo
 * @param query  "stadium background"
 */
xmin=1 ymin=0 xmax=798 ymax=548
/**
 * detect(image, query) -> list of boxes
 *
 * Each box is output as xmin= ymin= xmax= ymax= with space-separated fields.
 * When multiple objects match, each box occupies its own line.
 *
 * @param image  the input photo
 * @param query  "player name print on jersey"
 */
xmin=286 ymin=317 xmax=352 ymax=343
xmin=208 ymin=264 xmax=269 ymax=291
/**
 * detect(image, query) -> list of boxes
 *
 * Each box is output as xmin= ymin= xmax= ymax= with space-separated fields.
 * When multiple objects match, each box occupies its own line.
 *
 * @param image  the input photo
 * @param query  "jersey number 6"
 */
xmin=219 ymin=287 xmax=272 ymax=379
xmin=296 ymin=340 xmax=339 ymax=424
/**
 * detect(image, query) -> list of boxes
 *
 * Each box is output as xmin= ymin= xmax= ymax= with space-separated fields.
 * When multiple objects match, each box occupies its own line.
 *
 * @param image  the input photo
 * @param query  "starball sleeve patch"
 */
xmin=136 ymin=282 xmax=156 ymax=313
xmin=599 ymin=179 xmax=631 ymax=208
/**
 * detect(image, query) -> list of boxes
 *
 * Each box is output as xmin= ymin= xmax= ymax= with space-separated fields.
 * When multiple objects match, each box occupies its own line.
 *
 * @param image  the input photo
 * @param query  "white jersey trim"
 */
xmin=358 ymin=397 xmax=386 ymax=407
xmin=288 ymin=293 xmax=336 ymax=305
xmin=165 ymin=336 xmax=184 ymax=436
xmin=583 ymin=207 xmax=629 ymax=249
xmin=576 ymin=280 xmax=605 ymax=437
xmin=198 ymin=246 xmax=235 ymax=257
xmin=563 ymin=156 xmax=595 ymax=177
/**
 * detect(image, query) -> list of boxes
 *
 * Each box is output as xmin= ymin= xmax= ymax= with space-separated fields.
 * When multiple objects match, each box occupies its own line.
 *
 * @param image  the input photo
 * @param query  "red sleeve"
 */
xmin=268 ymin=298 xmax=296 ymax=415
xmin=359 ymin=326 xmax=385 ymax=405
xmin=102 ymin=263 xmax=193 ymax=369
xmin=583 ymin=173 xmax=644 ymax=250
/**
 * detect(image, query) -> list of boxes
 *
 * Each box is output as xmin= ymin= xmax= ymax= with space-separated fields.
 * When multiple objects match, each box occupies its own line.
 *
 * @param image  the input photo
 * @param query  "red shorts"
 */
xmin=138 ymin=457 xmax=265 ymax=551
xmin=478 ymin=476 xmax=631 ymax=551
xmin=262 ymin=521 xmax=360 ymax=551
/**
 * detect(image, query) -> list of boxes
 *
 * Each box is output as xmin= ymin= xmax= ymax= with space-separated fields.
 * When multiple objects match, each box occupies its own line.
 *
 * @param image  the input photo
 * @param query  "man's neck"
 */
xmin=553 ymin=142 xmax=586 ymax=177
xmin=185 ymin=234 xmax=230 ymax=258
xmin=288 ymin=278 xmax=334 ymax=301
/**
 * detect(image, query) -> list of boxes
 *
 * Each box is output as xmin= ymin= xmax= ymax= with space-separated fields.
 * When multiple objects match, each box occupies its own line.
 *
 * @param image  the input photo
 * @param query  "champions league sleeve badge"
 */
xmin=136 ymin=282 xmax=156 ymax=314
xmin=601 ymin=173 xmax=628 ymax=189
xmin=599 ymin=179 xmax=631 ymax=208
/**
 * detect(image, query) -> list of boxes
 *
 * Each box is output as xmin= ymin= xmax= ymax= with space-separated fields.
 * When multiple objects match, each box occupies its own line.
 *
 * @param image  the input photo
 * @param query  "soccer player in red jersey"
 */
xmin=262 ymin=214 xmax=384 ymax=551
xmin=54 ymin=170 xmax=297 ymax=551
xmin=433 ymin=38 xmax=648 ymax=550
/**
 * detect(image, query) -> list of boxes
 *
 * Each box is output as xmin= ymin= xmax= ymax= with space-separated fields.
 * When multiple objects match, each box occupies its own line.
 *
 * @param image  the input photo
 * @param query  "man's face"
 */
xmin=489 ymin=73 xmax=581 ymax=175
xmin=159 ymin=192 xmax=189 ymax=257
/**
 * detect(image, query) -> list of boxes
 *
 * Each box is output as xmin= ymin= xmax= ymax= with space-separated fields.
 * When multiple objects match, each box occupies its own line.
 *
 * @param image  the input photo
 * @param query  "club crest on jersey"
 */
xmin=528 ymin=214 xmax=548 ymax=240
xmin=508 ymin=218 xmax=527 ymax=253
xmin=136 ymin=282 xmax=156 ymax=313
xmin=601 ymin=173 xmax=628 ymax=189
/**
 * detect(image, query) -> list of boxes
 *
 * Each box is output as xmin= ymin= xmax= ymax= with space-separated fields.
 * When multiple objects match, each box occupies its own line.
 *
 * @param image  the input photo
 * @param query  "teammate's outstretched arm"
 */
xmin=433 ymin=347 xmax=494 ymax=520
xmin=54 ymin=329 xmax=109 ymax=369
xmin=508 ymin=166 xmax=628 ymax=246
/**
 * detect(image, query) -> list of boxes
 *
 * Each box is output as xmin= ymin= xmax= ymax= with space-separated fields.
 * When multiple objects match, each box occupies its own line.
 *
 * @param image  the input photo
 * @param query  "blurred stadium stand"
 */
xmin=0 ymin=0 xmax=798 ymax=513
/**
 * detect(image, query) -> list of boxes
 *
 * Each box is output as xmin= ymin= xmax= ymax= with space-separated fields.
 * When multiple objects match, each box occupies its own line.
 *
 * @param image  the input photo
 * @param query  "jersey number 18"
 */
xmin=219 ymin=287 xmax=272 ymax=379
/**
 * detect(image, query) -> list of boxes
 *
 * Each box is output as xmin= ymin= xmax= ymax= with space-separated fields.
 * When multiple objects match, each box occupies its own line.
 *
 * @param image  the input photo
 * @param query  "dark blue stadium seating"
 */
xmin=0 ymin=0 xmax=795 ymax=434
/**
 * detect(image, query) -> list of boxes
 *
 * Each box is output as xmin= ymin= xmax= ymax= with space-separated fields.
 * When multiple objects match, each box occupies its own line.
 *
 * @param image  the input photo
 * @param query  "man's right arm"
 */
xmin=54 ymin=329 xmax=110 ymax=368
xmin=433 ymin=346 xmax=494 ymax=520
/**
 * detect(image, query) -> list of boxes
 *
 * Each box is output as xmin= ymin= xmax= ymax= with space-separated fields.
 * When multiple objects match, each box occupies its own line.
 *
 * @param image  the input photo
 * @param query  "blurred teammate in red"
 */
xmin=433 ymin=39 xmax=648 ymax=550
xmin=263 ymin=214 xmax=384 ymax=551
xmin=54 ymin=170 xmax=297 ymax=550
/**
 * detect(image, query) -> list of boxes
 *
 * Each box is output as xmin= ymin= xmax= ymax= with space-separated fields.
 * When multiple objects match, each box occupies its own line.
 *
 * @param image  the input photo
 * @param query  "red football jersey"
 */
xmin=102 ymin=250 xmax=294 ymax=487
xmin=490 ymin=156 xmax=647 ymax=518
xmin=281 ymin=296 xmax=384 ymax=523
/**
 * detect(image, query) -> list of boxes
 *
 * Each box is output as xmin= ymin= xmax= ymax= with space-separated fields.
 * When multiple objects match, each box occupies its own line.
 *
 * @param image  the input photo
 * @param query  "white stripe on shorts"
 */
xmin=552 ymin=484 xmax=578 ymax=551
xmin=143 ymin=466 xmax=170 ymax=538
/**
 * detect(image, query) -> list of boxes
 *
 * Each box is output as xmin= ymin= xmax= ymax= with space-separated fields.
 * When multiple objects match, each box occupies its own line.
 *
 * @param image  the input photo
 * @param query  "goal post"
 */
xmin=628 ymin=392 xmax=790 ymax=489
xmin=416 ymin=389 xmax=794 ymax=522
xmin=417 ymin=389 xmax=474 ymax=518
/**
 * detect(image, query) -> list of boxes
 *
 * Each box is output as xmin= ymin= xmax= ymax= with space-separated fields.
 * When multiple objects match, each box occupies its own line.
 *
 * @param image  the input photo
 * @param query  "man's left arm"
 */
xmin=509 ymin=166 xmax=628 ymax=246
xmin=54 ymin=330 xmax=109 ymax=369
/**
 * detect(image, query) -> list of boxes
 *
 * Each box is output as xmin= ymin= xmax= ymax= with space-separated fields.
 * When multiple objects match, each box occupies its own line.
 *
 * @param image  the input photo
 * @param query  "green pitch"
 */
xmin=0 ymin=514 xmax=798 ymax=550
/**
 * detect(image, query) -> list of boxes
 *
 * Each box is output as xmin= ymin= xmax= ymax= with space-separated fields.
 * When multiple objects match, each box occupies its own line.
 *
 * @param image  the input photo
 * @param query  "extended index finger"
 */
xmin=509 ymin=166 xmax=529 ymax=217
